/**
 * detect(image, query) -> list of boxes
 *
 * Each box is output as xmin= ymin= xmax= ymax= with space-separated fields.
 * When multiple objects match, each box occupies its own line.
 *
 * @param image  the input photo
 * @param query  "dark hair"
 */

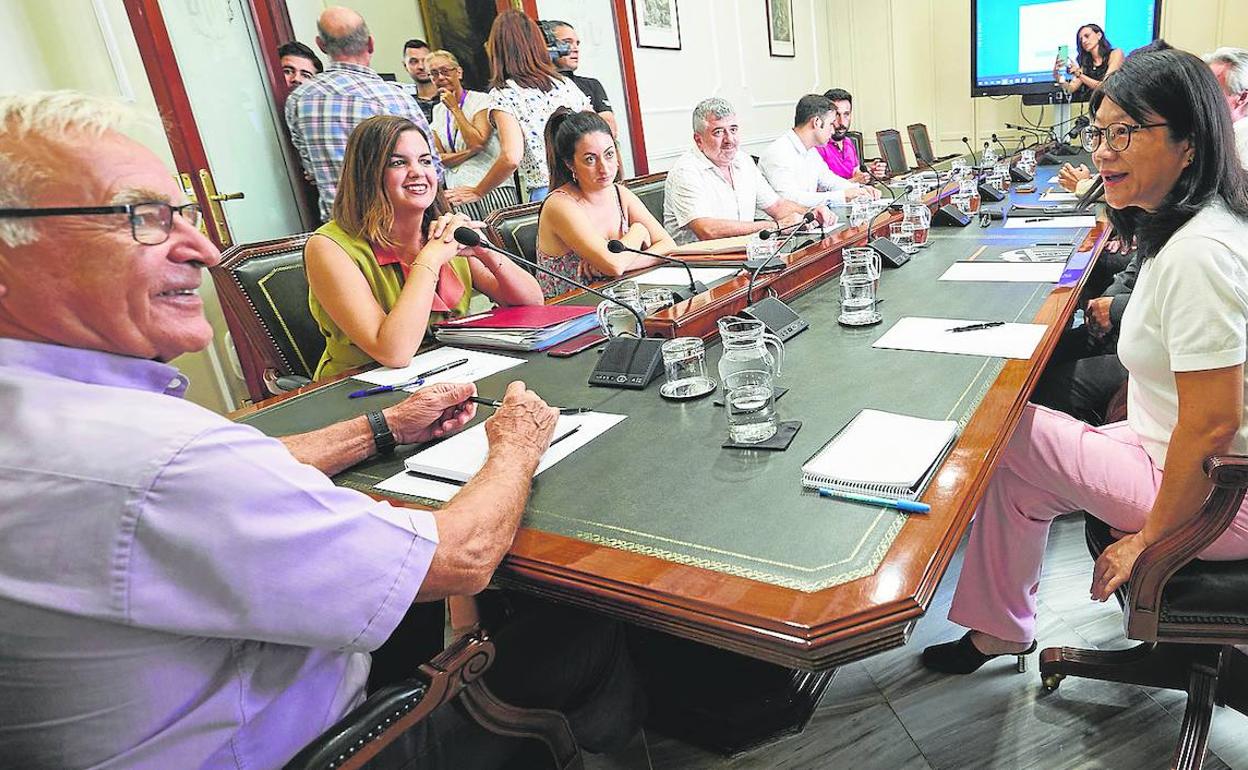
xmin=823 ymin=88 xmax=852 ymax=105
xmin=1075 ymin=23 xmax=1113 ymax=73
xmin=487 ymin=10 xmax=563 ymax=91
xmin=278 ymin=41 xmax=323 ymax=72
xmin=403 ymin=38 xmax=430 ymax=53
xmin=544 ymin=108 xmax=619 ymax=190
xmin=334 ymin=116 xmax=442 ymax=247
xmin=1090 ymin=45 xmax=1248 ymax=258
xmin=795 ymin=94 xmax=833 ymax=127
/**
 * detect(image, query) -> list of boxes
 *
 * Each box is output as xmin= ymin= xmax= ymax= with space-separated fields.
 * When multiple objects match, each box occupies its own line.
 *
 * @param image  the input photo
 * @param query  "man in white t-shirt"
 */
xmin=663 ymin=97 xmax=836 ymax=245
xmin=758 ymin=94 xmax=879 ymax=210
xmin=1205 ymin=47 xmax=1248 ymax=166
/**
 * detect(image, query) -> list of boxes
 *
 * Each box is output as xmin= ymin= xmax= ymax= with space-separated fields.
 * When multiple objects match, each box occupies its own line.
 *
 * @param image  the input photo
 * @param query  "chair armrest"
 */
xmin=1126 ymin=455 xmax=1248 ymax=636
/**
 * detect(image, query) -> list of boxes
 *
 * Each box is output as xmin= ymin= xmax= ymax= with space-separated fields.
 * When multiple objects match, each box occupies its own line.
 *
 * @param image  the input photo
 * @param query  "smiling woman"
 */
xmin=303 ymin=115 xmax=542 ymax=378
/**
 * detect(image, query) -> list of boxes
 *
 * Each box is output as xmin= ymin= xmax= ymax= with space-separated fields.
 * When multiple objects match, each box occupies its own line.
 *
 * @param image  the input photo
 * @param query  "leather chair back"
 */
xmin=847 ymin=131 xmax=865 ymax=162
xmin=623 ymin=172 xmax=667 ymax=224
xmin=484 ymin=200 xmax=543 ymax=275
xmin=210 ymin=234 xmax=325 ymax=402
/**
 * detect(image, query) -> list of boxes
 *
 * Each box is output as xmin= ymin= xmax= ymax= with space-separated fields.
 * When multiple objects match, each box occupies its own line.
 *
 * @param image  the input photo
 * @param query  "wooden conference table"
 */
xmin=232 ymin=164 xmax=1106 ymax=741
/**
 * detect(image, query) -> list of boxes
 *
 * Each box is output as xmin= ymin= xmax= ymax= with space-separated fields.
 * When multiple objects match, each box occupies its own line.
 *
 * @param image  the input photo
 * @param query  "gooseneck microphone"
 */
xmin=747 ymin=212 xmax=814 ymax=304
xmin=859 ymin=164 xmax=911 ymax=266
xmin=961 ymin=136 xmax=980 ymax=169
xmin=991 ymin=133 xmax=1009 ymax=158
xmin=1075 ymin=175 xmax=1104 ymax=212
xmin=606 ymin=240 xmax=706 ymax=303
xmin=738 ymin=211 xmax=815 ymax=341
xmin=915 ymin=154 xmax=971 ymax=229
xmin=453 ymin=227 xmax=664 ymax=389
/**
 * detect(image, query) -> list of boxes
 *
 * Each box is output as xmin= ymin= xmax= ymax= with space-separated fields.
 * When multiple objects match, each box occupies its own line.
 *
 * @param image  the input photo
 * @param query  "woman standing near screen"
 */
xmin=1054 ymin=23 xmax=1125 ymax=96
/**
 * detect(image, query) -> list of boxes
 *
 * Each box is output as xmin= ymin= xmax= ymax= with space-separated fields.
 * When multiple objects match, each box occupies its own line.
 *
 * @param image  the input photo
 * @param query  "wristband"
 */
xmin=366 ymin=410 xmax=397 ymax=455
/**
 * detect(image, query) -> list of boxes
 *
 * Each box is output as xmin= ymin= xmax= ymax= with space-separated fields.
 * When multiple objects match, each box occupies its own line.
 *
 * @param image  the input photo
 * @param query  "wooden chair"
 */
xmin=284 ymin=630 xmax=583 ymax=769
xmin=1039 ymin=455 xmax=1248 ymax=770
xmin=622 ymin=171 xmax=667 ymax=225
xmin=210 ymin=234 xmax=324 ymax=402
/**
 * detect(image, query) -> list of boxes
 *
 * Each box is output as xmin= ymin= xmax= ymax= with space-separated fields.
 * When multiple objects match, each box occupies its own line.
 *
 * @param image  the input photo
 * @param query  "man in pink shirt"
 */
xmin=816 ymin=88 xmax=886 ymax=183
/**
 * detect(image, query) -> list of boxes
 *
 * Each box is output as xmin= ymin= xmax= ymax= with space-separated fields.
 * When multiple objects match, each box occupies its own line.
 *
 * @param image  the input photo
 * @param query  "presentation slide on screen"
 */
xmin=975 ymin=0 xmax=1155 ymax=87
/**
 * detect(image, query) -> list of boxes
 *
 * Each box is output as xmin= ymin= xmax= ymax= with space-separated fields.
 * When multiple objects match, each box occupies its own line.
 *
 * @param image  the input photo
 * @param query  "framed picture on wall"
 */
xmin=632 ymin=0 xmax=681 ymax=50
xmin=766 ymin=0 xmax=795 ymax=58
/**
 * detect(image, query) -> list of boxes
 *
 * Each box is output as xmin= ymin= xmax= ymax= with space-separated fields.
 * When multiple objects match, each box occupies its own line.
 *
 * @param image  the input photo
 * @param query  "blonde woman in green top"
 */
xmin=306 ymin=115 xmax=543 ymax=378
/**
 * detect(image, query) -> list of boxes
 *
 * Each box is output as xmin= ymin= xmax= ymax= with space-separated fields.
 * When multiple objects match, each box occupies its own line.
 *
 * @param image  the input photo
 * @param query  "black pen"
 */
xmin=470 ymin=395 xmax=591 ymax=416
xmin=947 ymin=321 xmax=1006 ymax=333
xmin=549 ymin=425 xmax=581 ymax=447
xmin=1022 ymin=217 xmax=1051 ymax=223
xmin=1034 ymin=242 xmax=1073 ymax=246
xmin=347 ymin=358 xmax=470 ymax=398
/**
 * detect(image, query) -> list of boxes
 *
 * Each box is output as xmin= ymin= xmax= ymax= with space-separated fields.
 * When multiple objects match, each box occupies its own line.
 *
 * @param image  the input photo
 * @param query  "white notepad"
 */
xmin=801 ymin=409 xmax=958 ymax=499
xmin=399 ymin=412 xmax=626 ymax=483
xmin=1040 ymin=189 xmax=1079 ymax=202
xmin=1004 ymin=215 xmax=1097 ymax=229
xmin=351 ymin=347 xmax=525 ymax=388
xmin=873 ymin=317 xmax=1047 ymax=360
xmin=939 ymin=261 xmax=1065 ymax=283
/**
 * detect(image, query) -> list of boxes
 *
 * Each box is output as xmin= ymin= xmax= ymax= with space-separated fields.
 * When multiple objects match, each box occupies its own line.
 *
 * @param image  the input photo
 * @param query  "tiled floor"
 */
xmin=585 ymin=515 xmax=1248 ymax=770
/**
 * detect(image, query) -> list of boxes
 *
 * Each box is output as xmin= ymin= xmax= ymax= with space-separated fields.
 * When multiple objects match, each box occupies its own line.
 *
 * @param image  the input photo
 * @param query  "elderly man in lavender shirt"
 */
xmin=0 ymin=92 xmax=642 ymax=769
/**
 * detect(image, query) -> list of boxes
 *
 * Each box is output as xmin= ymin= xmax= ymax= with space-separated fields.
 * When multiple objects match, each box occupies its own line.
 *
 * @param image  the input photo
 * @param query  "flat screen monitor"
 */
xmin=907 ymin=124 xmax=935 ymax=166
xmin=971 ymin=0 xmax=1161 ymax=98
xmin=876 ymin=130 xmax=909 ymax=177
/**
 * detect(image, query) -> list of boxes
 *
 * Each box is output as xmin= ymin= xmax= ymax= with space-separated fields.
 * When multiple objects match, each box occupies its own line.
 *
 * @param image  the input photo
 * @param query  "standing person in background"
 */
xmin=403 ymin=38 xmax=440 ymax=123
xmin=446 ymin=10 xmax=590 ymax=206
xmin=278 ymin=41 xmax=322 ymax=95
xmin=817 ymin=89 xmax=885 ymax=183
xmin=544 ymin=19 xmax=618 ymax=137
xmin=1054 ymin=23 xmax=1124 ymax=97
xmin=427 ymin=50 xmax=520 ymax=220
xmin=286 ymin=6 xmax=441 ymax=222
xmin=1204 ymin=47 xmax=1248 ymax=165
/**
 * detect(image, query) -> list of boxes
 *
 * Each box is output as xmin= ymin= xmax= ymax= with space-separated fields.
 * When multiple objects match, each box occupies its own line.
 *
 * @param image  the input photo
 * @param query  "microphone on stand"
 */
xmin=961 ymin=136 xmax=980 ymax=170
xmin=606 ymin=240 xmax=706 ymax=303
xmin=916 ymin=154 xmax=971 ymax=228
xmin=453 ymin=227 xmax=664 ymax=389
xmin=995 ymin=132 xmax=1035 ymax=183
xmin=859 ymin=163 xmax=911 ymax=267
xmin=747 ymin=212 xmax=814 ymax=304
xmin=991 ymin=133 xmax=1009 ymax=158
xmin=739 ymin=212 xmax=815 ymax=341
xmin=1075 ymin=175 xmax=1104 ymax=212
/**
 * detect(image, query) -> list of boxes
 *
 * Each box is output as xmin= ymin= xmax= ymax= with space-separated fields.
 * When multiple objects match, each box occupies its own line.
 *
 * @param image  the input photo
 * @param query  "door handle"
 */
xmin=198 ymin=169 xmax=241 ymax=248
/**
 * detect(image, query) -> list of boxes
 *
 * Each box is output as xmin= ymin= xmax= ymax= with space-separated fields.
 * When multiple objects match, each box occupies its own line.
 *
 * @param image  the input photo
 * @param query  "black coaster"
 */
xmin=714 ymin=386 xmax=788 ymax=407
xmin=722 ymin=420 xmax=802 ymax=451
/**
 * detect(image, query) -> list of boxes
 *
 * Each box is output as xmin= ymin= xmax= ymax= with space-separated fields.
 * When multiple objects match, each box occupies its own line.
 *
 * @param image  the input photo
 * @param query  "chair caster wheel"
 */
xmin=1042 ymin=674 xmax=1065 ymax=692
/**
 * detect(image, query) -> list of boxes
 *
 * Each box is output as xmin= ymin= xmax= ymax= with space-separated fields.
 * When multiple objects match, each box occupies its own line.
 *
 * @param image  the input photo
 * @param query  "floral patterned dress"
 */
xmin=488 ymin=77 xmax=592 ymax=191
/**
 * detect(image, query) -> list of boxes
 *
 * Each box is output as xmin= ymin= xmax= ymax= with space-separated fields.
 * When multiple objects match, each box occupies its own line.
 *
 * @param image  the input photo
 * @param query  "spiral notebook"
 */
xmin=801 ymin=409 xmax=959 ymax=499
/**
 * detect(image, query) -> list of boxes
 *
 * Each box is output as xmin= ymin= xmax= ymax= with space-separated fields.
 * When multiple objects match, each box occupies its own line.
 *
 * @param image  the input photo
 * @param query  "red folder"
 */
xmin=434 ymin=304 xmax=593 ymax=330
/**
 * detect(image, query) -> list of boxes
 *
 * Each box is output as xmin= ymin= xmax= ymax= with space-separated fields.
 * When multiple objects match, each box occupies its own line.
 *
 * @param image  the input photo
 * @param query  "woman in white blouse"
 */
xmin=922 ymin=45 xmax=1248 ymax=675
xmin=444 ymin=9 xmax=590 ymax=206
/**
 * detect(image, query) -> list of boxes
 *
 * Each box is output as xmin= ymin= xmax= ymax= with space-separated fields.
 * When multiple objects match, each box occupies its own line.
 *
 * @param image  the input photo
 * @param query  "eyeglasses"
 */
xmin=1080 ymin=122 xmax=1169 ymax=153
xmin=0 ymin=201 xmax=201 ymax=245
xmin=428 ymin=67 xmax=458 ymax=78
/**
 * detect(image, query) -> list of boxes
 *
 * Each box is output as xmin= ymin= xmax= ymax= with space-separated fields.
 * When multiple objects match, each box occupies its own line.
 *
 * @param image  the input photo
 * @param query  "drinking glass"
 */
xmin=958 ymin=180 xmax=981 ymax=212
xmin=890 ymin=221 xmax=916 ymax=254
xmin=595 ymin=280 xmax=642 ymax=338
xmin=849 ymin=197 xmax=871 ymax=228
xmin=838 ymin=273 xmax=880 ymax=326
xmin=952 ymin=192 xmax=974 ymax=216
xmin=903 ymin=203 xmax=931 ymax=248
xmin=659 ymin=337 xmax=716 ymax=400
xmin=993 ymin=162 xmax=1012 ymax=190
xmin=746 ymin=234 xmax=779 ymax=264
xmin=723 ymin=369 xmax=778 ymax=444
xmin=641 ymin=287 xmax=675 ymax=315
xmin=951 ymin=158 xmax=969 ymax=177
xmin=982 ymin=147 xmax=999 ymax=166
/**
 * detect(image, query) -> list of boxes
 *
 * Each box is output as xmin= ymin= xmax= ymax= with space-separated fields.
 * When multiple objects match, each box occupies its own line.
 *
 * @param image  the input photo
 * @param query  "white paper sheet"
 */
xmin=872 ymin=316 xmax=1047 ymax=360
xmin=633 ymin=266 xmax=741 ymax=287
xmin=351 ymin=347 xmax=525 ymax=388
xmin=939 ymin=261 xmax=1065 ymax=283
xmin=396 ymin=411 xmax=628 ymax=483
xmin=1040 ymin=189 xmax=1079 ymax=202
xmin=1004 ymin=215 xmax=1097 ymax=229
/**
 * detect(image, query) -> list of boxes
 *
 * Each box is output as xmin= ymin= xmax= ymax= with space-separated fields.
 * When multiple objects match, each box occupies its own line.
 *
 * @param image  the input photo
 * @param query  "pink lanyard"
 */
xmin=445 ymin=90 xmax=467 ymax=149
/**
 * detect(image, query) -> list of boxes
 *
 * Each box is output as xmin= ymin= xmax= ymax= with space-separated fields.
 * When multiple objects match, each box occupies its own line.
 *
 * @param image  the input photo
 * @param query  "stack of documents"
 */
xmin=801 ymin=409 xmax=958 ymax=500
xmin=434 ymin=305 xmax=598 ymax=351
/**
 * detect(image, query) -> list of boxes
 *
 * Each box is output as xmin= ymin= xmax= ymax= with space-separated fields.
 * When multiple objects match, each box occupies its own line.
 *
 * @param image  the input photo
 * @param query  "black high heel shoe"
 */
xmin=921 ymin=631 xmax=1038 ymax=674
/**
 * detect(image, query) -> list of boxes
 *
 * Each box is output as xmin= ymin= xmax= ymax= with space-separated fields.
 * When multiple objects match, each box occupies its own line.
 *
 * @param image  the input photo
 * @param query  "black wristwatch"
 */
xmin=366 ymin=410 xmax=397 ymax=455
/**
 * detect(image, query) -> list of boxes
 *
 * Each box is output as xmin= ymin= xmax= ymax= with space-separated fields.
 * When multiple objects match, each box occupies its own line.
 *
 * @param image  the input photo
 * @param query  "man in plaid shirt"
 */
xmin=286 ymin=6 xmax=443 ymax=221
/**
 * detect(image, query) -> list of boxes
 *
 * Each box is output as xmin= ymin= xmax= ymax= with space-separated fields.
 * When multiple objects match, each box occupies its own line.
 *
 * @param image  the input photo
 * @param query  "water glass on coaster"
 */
xmin=641 ymin=287 xmax=675 ymax=315
xmin=723 ymin=369 xmax=779 ymax=444
xmin=596 ymin=280 xmax=643 ymax=338
xmin=659 ymin=337 xmax=716 ymax=400
xmin=889 ymin=221 xmax=916 ymax=254
xmin=903 ymin=203 xmax=931 ymax=247
xmin=839 ymin=273 xmax=881 ymax=326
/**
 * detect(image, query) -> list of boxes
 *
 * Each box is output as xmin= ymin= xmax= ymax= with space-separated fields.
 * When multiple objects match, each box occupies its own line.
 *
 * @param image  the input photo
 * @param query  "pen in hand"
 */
xmin=470 ymin=395 xmax=591 ymax=416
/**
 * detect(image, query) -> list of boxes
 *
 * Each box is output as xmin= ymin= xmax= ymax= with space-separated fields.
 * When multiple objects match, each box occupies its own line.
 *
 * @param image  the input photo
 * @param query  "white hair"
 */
xmin=1204 ymin=47 xmax=1248 ymax=96
xmin=0 ymin=91 xmax=154 ymax=248
xmin=691 ymin=97 xmax=735 ymax=133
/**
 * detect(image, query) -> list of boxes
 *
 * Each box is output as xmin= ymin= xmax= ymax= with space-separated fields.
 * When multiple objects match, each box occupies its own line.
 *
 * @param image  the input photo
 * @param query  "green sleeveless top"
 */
xmin=307 ymin=220 xmax=474 ymax=379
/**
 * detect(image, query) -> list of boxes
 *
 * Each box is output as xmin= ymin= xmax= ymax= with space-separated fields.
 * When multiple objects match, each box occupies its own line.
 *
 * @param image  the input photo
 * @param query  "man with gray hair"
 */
xmin=1204 ymin=47 xmax=1248 ymax=165
xmin=663 ymin=97 xmax=835 ymax=245
xmin=286 ymin=6 xmax=442 ymax=221
xmin=0 ymin=91 xmax=644 ymax=769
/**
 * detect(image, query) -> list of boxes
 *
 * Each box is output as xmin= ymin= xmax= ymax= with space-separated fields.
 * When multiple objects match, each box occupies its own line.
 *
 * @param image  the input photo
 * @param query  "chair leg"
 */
xmin=1038 ymin=642 xmax=1194 ymax=693
xmin=1172 ymin=660 xmax=1219 ymax=770
xmin=458 ymin=678 xmax=584 ymax=770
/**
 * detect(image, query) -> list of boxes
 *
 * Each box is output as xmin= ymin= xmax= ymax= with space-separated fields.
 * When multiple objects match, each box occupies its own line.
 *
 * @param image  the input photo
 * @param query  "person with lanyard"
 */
xmin=427 ymin=49 xmax=520 ymax=221
xmin=533 ymin=108 xmax=674 ymax=298
xmin=1054 ymin=23 xmax=1124 ymax=98
xmin=304 ymin=115 xmax=542 ymax=379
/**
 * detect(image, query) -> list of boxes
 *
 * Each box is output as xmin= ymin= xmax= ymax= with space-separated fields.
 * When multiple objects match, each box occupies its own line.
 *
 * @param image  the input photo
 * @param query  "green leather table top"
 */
xmin=236 ymin=185 xmax=1089 ymax=593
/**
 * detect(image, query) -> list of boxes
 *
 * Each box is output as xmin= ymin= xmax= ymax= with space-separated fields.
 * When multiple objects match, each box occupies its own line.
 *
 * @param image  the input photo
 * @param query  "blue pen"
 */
xmin=348 ymin=358 xmax=469 ymax=398
xmin=816 ymin=487 xmax=931 ymax=513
